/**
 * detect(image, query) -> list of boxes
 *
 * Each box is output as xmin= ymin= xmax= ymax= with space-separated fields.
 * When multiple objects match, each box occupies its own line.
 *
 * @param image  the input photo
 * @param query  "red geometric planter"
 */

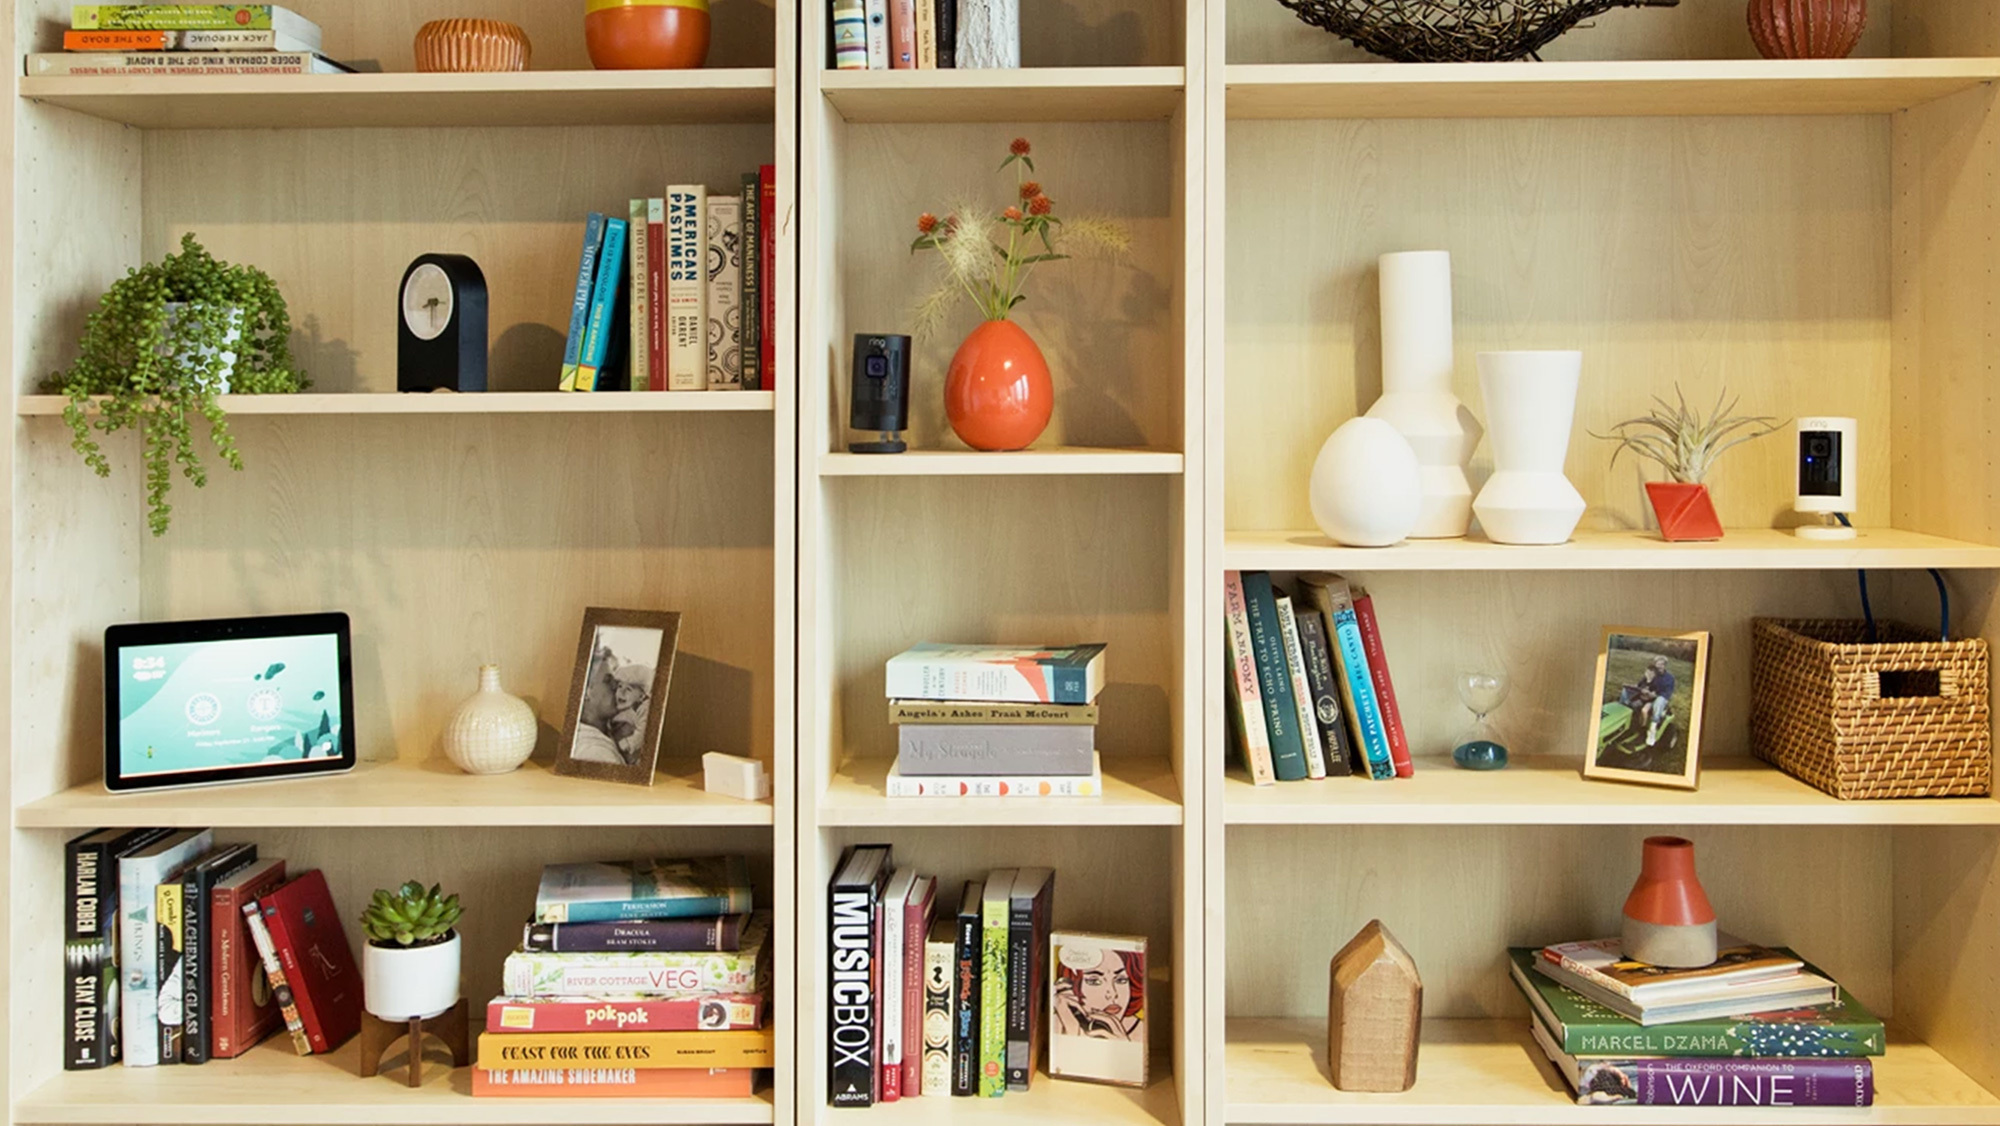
xmin=1646 ymin=481 xmax=1724 ymax=543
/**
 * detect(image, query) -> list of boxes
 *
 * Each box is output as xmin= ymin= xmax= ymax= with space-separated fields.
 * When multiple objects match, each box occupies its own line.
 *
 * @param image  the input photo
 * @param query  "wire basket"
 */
xmin=1750 ymin=618 xmax=1991 ymax=800
xmin=1270 ymin=0 xmax=1680 ymax=63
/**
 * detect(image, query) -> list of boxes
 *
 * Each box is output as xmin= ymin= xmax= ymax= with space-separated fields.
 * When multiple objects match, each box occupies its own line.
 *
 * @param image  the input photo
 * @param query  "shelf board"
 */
xmin=820 ymin=755 xmax=1182 ymax=826
xmin=14 ymin=759 xmax=772 ymax=829
xmin=1222 ymin=755 xmax=2000 ymax=826
xmin=813 ymin=1064 xmax=1176 ymax=1125
xmin=18 ymin=391 xmax=775 ymax=416
xmin=820 ymin=448 xmax=1183 ymax=477
xmin=1226 ymin=58 xmax=2000 ymax=120
xmin=12 ymin=1035 xmax=773 ymax=1125
xmin=17 ymin=69 xmax=778 ymax=129
xmin=820 ymin=66 xmax=1184 ymax=122
xmin=1222 ymin=527 xmax=2000 ymax=572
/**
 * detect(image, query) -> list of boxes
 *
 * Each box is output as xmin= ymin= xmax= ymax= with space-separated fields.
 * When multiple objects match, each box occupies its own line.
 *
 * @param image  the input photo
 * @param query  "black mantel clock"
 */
xmin=397 ymin=253 xmax=488 ymax=392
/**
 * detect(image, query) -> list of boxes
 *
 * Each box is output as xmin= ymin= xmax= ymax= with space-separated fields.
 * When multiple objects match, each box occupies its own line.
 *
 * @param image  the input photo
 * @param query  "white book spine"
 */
xmin=665 ymin=184 xmax=707 ymax=391
xmin=922 ymin=932 xmax=953 ymax=1094
xmin=886 ymin=753 xmax=1103 ymax=797
xmin=705 ymin=196 xmax=744 ymax=390
xmin=864 ymin=0 xmax=890 ymax=69
xmin=27 ymin=51 xmax=343 ymax=75
xmin=881 ymin=870 xmax=914 ymax=1077
xmin=628 ymin=198 xmax=651 ymax=393
xmin=118 ymin=831 xmax=210 ymax=1067
xmin=1275 ymin=596 xmax=1328 ymax=778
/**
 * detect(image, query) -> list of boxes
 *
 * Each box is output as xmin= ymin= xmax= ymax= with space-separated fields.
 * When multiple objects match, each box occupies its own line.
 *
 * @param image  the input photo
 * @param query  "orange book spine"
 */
xmin=473 ymin=1067 xmax=754 ymax=1098
xmin=888 ymin=0 xmax=916 ymax=67
xmin=64 ymin=29 xmax=170 ymax=48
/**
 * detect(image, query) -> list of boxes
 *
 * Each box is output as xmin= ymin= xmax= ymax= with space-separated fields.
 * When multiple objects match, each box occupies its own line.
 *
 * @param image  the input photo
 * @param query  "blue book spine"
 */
xmin=577 ymin=217 xmax=627 ymax=393
xmin=558 ymin=212 xmax=605 ymax=392
xmin=1241 ymin=573 xmax=1308 ymax=782
xmin=557 ymin=889 xmax=753 ymax=925
xmin=1329 ymin=604 xmax=1394 ymax=779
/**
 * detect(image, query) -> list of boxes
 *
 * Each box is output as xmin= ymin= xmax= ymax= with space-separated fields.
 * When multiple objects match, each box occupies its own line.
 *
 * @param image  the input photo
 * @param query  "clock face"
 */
xmin=402 ymin=262 xmax=454 ymax=341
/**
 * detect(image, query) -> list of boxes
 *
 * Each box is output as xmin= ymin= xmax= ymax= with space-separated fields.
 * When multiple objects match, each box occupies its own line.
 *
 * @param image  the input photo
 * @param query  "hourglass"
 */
xmin=1452 ymin=669 xmax=1511 ymax=771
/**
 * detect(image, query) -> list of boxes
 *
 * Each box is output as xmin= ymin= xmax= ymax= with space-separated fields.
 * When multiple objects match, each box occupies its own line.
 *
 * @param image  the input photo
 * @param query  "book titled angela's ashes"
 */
xmin=828 ymin=844 xmax=891 ymax=1107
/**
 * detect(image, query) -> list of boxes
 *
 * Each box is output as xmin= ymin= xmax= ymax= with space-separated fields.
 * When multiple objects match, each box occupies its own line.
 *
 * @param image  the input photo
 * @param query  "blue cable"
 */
xmin=1834 ymin=515 xmax=1883 ymax=641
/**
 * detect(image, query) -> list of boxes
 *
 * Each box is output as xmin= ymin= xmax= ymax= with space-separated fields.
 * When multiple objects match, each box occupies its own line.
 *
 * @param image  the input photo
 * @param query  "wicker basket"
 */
xmin=1750 ymin=618 xmax=1991 ymax=800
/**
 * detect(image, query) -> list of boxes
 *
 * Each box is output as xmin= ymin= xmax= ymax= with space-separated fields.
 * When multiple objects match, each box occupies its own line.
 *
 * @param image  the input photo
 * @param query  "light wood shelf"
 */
xmin=812 ymin=1065 xmax=1177 ymax=1125
xmin=14 ymin=759 xmax=774 ymax=829
xmin=1221 ymin=528 xmax=2000 ymax=572
xmin=819 ymin=448 xmax=1185 ymax=476
xmin=821 ymin=755 xmax=1183 ymax=826
xmin=820 ymin=66 xmax=1185 ymax=122
xmin=1224 ymin=1017 xmax=2000 ymax=1125
xmin=17 ymin=69 xmax=779 ymax=129
xmin=17 ymin=391 xmax=777 ymax=416
xmin=1225 ymin=58 xmax=2000 ymax=120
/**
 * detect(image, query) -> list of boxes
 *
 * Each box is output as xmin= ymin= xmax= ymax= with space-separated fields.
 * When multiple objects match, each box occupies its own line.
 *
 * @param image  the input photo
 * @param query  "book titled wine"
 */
xmin=473 ymin=1066 xmax=753 ymax=1098
xmin=884 ymin=753 xmax=1102 ymax=797
xmin=476 ymin=1028 xmax=775 ymax=1070
xmin=65 ymin=828 xmax=172 ymax=1070
xmin=72 ymin=5 xmax=323 ymax=45
xmin=1222 ymin=571 xmax=1276 ymax=786
xmin=178 ymin=842 xmax=257 ymax=1065
xmin=558 ymin=213 xmax=607 ymax=392
xmin=523 ymin=914 xmax=745 ymax=953
xmin=705 ymin=194 xmax=744 ymax=390
xmin=665 ymin=183 xmax=707 ymax=391
xmin=63 ymin=27 xmax=317 ymax=50
xmin=828 ymin=844 xmax=891 ymax=1107
xmin=119 ymin=828 xmax=212 ymax=1068
xmin=209 ymin=858 xmax=286 ymax=1058
xmin=952 ymin=879 xmax=984 ymax=1096
xmin=923 ymin=917 xmax=954 ymax=1096
xmin=487 ymin=993 xmax=765 ymax=1034
xmin=1239 ymin=572 xmax=1307 ymax=781
xmin=886 ymin=643 xmax=1107 ymax=704
xmin=896 ymin=723 xmax=1094 ymax=776
xmin=534 ymin=856 xmax=753 ymax=925
xmin=1005 ymin=868 xmax=1054 ymax=1091
xmin=28 ymin=50 xmax=349 ymax=75
xmin=258 ymin=870 xmax=361 ymax=1054
xmin=890 ymin=700 xmax=1099 ymax=725
xmin=978 ymin=870 xmax=1016 ymax=1097
xmin=503 ymin=913 xmax=770 ymax=998
xmin=1532 ymin=1019 xmax=1874 ymax=1107
xmin=1351 ymin=588 xmax=1413 ymax=777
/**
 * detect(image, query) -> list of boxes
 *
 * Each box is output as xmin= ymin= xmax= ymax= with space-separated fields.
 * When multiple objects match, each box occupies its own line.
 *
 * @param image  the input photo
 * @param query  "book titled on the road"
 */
xmin=1532 ymin=1019 xmax=1874 ymax=1107
xmin=1536 ymin=937 xmax=1835 ymax=1026
xmin=28 ymin=51 xmax=351 ymax=76
xmin=884 ymin=752 xmax=1103 ymax=798
xmin=64 ymin=28 xmax=319 ymax=51
xmin=885 ymin=643 xmax=1106 ymax=705
xmin=503 ymin=912 xmax=770 ymax=998
xmin=72 ymin=5 xmax=323 ymax=45
xmin=533 ymin=856 xmax=753 ymax=925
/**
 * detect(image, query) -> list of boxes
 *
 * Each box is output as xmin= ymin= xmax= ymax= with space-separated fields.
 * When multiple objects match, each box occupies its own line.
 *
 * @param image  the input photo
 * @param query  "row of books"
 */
xmin=1516 ymin=937 xmax=1881 ymax=1107
xmin=1224 ymin=571 xmax=1412 ymax=784
xmin=828 ymin=0 xmax=965 ymax=69
xmin=29 ymin=5 xmax=350 ymax=76
xmin=64 ymin=827 xmax=352 ymax=1071
xmin=475 ymin=855 xmax=773 ymax=1099
xmin=881 ymin=643 xmax=1108 ymax=797
xmin=557 ymin=172 xmax=777 ymax=395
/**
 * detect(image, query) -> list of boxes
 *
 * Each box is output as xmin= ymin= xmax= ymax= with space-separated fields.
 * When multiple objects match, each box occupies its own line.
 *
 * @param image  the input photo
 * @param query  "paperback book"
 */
xmin=476 ymin=1028 xmax=775 ymax=1069
xmin=523 ymin=914 xmax=746 ymax=953
xmin=65 ymin=827 xmax=171 ymax=1070
xmin=1535 ymin=938 xmax=1835 ymax=1026
xmin=883 ymin=753 xmax=1102 ymax=798
xmin=978 ymin=870 xmax=1015 ymax=1097
xmin=487 ymin=993 xmax=766 ymax=1034
xmin=885 ymin=643 xmax=1107 ymax=705
xmin=119 ymin=828 xmax=212 ymax=1068
xmin=889 ymin=700 xmax=1099 ymax=725
xmin=71 ymin=5 xmax=323 ymax=42
xmin=473 ymin=1067 xmax=754 ymax=1098
xmin=28 ymin=51 xmax=351 ymax=75
xmin=502 ymin=912 xmax=770 ymax=998
xmin=896 ymin=723 xmax=1095 ymax=776
xmin=533 ymin=856 xmax=753 ymax=925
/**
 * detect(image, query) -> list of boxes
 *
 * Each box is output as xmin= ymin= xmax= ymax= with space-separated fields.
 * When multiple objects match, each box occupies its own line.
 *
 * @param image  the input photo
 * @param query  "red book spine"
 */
xmin=900 ymin=898 xmax=925 ymax=1094
xmin=758 ymin=164 xmax=775 ymax=391
xmin=260 ymin=906 xmax=330 ymax=1053
xmin=486 ymin=994 xmax=765 ymax=1034
xmin=888 ymin=0 xmax=916 ymax=67
xmin=647 ymin=208 xmax=666 ymax=390
xmin=1352 ymin=594 xmax=1413 ymax=778
xmin=211 ymin=883 xmax=242 ymax=1055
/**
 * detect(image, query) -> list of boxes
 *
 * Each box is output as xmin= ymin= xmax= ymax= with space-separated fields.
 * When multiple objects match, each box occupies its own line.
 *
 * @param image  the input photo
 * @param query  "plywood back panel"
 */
xmin=1225 ymin=114 xmax=1892 ymax=535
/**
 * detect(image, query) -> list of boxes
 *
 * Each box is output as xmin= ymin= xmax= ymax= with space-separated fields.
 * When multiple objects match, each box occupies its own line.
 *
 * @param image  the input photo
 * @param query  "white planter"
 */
xmin=363 ymin=932 xmax=461 ymax=1022
xmin=162 ymin=303 xmax=241 ymax=394
xmin=1309 ymin=417 xmax=1423 ymax=548
xmin=1365 ymin=251 xmax=1481 ymax=539
xmin=442 ymin=664 xmax=538 ymax=775
xmin=1472 ymin=351 xmax=1587 ymax=546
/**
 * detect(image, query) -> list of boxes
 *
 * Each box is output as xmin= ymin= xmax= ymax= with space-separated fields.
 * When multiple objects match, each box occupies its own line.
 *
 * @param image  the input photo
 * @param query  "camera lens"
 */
xmin=1805 ymin=435 xmax=1834 ymax=458
xmin=865 ymin=356 xmax=888 ymax=378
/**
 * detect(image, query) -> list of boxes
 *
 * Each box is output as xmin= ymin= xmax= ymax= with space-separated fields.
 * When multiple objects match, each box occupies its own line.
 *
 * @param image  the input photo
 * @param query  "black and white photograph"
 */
xmin=554 ymin=608 xmax=681 ymax=786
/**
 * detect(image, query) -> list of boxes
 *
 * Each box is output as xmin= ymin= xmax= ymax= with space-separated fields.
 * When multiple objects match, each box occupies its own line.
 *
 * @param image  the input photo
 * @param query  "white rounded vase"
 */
xmin=1309 ymin=417 xmax=1423 ymax=548
xmin=1366 ymin=251 xmax=1481 ymax=539
xmin=441 ymin=664 xmax=538 ymax=775
xmin=362 ymin=931 xmax=461 ymax=1022
xmin=1472 ymin=351 xmax=1587 ymax=546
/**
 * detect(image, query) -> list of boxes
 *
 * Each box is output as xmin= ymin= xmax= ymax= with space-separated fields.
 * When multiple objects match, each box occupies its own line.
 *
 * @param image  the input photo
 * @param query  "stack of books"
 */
xmin=557 ymin=168 xmax=777 ymax=395
xmin=475 ymin=855 xmax=773 ymax=1099
xmin=882 ymin=643 xmax=1107 ymax=797
xmin=827 ymin=847 xmax=1062 ymax=1104
xmin=828 ymin=0 xmax=963 ymax=69
xmin=30 ymin=5 xmax=350 ymax=76
xmin=1513 ymin=938 xmax=1883 ymax=1107
xmin=1223 ymin=571 xmax=1412 ymax=784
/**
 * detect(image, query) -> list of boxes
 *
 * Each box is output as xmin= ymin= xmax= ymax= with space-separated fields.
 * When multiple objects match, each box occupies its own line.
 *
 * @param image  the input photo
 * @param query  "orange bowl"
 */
xmin=585 ymin=0 xmax=711 ymax=69
xmin=414 ymin=18 xmax=531 ymax=72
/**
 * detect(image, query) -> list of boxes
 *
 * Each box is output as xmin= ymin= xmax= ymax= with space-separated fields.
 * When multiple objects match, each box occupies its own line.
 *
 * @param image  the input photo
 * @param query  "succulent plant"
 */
xmin=1593 ymin=386 xmax=1785 ymax=485
xmin=361 ymin=880 xmax=462 ymax=948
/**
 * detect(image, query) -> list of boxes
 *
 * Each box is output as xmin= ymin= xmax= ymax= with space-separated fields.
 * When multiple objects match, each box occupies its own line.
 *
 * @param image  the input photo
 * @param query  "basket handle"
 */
xmin=1860 ymin=666 xmax=1955 ymax=701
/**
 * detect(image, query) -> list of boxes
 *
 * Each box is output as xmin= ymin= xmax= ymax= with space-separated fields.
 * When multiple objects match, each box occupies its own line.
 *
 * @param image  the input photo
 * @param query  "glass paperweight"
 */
xmin=1452 ymin=669 xmax=1511 ymax=771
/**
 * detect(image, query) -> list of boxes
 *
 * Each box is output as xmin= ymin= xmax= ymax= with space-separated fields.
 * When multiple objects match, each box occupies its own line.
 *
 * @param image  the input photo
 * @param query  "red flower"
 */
xmin=1002 ymin=206 xmax=1024 ymax=221
xmin=917 ymin=212 xmax=938 ymax=234
xmin=1010 ymin=137 xmax=1031 ymax=156
xmin=1028 ymin=195 xmax=1053 ymax=216
xmin=1019 ymin=181 xmax=1041 ymax=200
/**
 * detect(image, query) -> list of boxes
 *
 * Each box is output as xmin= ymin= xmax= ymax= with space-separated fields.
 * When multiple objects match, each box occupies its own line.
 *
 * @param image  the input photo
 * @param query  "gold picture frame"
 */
xmin=553 ymin=607 xmax=681 ymax=787
xmin=1583 ymin=625 xmax=1711 ymax=791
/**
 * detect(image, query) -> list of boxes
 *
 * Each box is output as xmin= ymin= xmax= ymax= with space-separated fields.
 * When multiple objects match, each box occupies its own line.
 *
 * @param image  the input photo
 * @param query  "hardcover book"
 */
xmin=952 ymin=879 xmax=984 ymax=1096
xmin=935 ymin=0 xmax=956 ymax=66
xmin=533 ymin=856 xmax=753 ymax=925
xmin=27 ymin=50 xmax=349 ymax=75
xmin=71 ymin=5 xmax=323 ymax=46
xmin=902 ymin=876 xmax=936 ymax=1095
xmin=1532 ymin=1019 xmax=1874 ymax=1107
xmin=880 ymin=868 xmax=917 ymax=1101
xmin=240 ymin=896 xmax=311 ymax=1054
xmin=923 ymin=917 xmax=954 ymax=1096
xmin=1005 ymin=868 xmax=1054 ymax=1091
xmin=896 ymin=723 xmax=1095 ymax=776
xmin=738 ymin=173 xmax=762 ymax=388
xmin=884 ymin=753 xmax=1101 ymax=797
xmin=486 ymin=993 xmax=765 ymax=1034
xmin=1274 ymin=594 xmax=1328 ymax=778
xmin=705 ymin=194 xmax=744 ymax=390
xmin=888 ymin=0 xmax=916 ymax=66
xmin=476 ymin=1028 xmax=775 ymax=1070
xmin=154 ymin=860 xmax=204 ymax=1064
xmin=523 ymin=914 xmax=745 ymax=953
xmin=472 ymin=1066 xmax=754 ymax=1098
xmin=828 ymin=844 xmax=891 ymax=1107
xmin=575 ymin=216 xmax=628 ymax=393
xmin=118 ymin=828 xmax=212 ymax=1068
xmin=558 ymin=213 xmax=606 ymax=392
xmin=179 ymin=842 xmax=256 ymax=1065
xmin=1541 ymin=937 xmax=1806 ymax=1001
xmin=1293 ymin=608 xmax=1355 ymax=776
xmin=914 ymin=0 xmax=935 ymax=67
xmin=1239 ymin=572 xmax=1307 ymax=781
xmin=503 ymin=912 xmax=770 ymax=998
xmin=1352 ymin=589 xmax=1413 ymax=777
xmin=885 ymin=643 xmax=1107 ymax=705
xmin=647 ymin=197 xmax=667 ymax=389
xmin=1222 ymin=571 xmax=1275 ymax=786
xmin=259 ymin=870 xmax=361 ymax=1054
xmin=626 ymin=198 xmax=651 ymax=393
xmin=890 ymin=700 xmax=1099 ymax=726
xmin=65 ymin=827 xmax=171 ymax=1070
xmin=1299 ymin=573 xmax=1394 ymax=779
xmin=1049 ymin=931 xmax=1147 ymax=1087
xmin=978 ymin=870 xmax=1015 ymax=1096
xmin=209 ymin=857 xmax=286 ymax=1058
xmin=1535 ymin=939 xmax=1834 ymax=1026
xmin=63 ymin=27 xmax=317 ymax=50
xmin=758 ymin=165 xmax=775 ymax=390
xmin=864 ymin=0 xmax=889 ymax=68
xmin=666 ymin=183 xmax=707 ymax=391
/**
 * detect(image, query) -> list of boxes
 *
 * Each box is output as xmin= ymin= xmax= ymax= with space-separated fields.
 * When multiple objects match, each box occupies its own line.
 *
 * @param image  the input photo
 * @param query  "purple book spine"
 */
xmin=1586 ymin=1059 xmax=1873 ymax=1107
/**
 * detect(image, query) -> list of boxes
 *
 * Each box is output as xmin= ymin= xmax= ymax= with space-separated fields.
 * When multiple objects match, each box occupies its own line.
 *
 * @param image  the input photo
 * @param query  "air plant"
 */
xmin=1593 ymin=387 xmax=1786 ymax=485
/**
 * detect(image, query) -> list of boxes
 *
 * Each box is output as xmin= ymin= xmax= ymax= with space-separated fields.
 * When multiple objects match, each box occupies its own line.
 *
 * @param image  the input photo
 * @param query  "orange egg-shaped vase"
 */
xmin=586 ymin=0 xmax=711 ymax=69
xmin=414 ymin=19 xmax=531 ymax=72
xmin=1747 ymin=0 xmax=1866 ymax=59
xmin=945 ymin=320 xmax=1054 ymax=452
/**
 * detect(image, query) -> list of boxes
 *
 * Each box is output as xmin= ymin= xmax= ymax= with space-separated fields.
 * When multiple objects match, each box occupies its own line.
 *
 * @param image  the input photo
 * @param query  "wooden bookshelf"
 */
xmin=820 ymin=754 xmax=1183 ymax=826
xmin=818 ymin=448 xmax=1185 ymax=476
xmin=18 ymin=391 xmax=778 ymax=415
xmin=820 ymin=66 xmax=1185 ymax=122
xmin=1221 ymin=527 xmax=2000 ymax=572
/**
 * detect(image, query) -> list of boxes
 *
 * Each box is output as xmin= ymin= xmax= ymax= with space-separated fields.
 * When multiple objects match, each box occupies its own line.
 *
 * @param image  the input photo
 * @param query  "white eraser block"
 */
xmin=703 ymin=751 xmax=770 ymax=801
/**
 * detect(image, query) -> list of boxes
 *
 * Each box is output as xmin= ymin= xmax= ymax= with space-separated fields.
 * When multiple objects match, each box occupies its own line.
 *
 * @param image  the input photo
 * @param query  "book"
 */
xmin=27 ymin=50 xmax=349 ymax=75
xmin=523 ymin=914 xmax=746 ymax=953
xmin=63 ymin=27 xmax=317 ymax=50
xmin=240 ymin=895 xmax=310 ymax=1054
xmin=558 ymin=212 xmax=606 ymax=392
xmin=595 ymin=256 xmax=632 ymax=390
xmin=738 ymin=172 xmax=761 ymax=391
xmin=1240 ymin=572 xmax=1307 ymax=782
xmin=178 ymin=842 xmax=257 ymax=1064
xmin=705 ymin=194 xmax=744 ymax=390
xmin=758 ymin=164 xmax=775 ymax=390
xmin=65 ymin=827 xmax=172 ymax=1069
xmin=880 ymin=867 xmax=916 ymax=1101
xmin=1005 ymin=867 xmax=1053 ymax=1091
xmin=885 ymin=642 xmax=1107 ymax=704
xmin=72 ymin=5 xmax=323 ymax=46
xmin=884 ymin=752 xmax=1102 ymax=797
xmin=936 ymin=0 xmax=956 ymax=67
xmin=1535 ymin=941 xmax=1835 ymax=1026
xmin=1222 ymin=571 xmax=1275 ymax=786
xmin=896 ymin=723 xmax=1095 ymax=776
xmin=951 ymin=881 xmax=983 ymax=1096
xmin=889 ymin=0 xmax=916 ymax=66
xmin=1299 ymin=573 xmax=1394 ymax=780
xmin=477 ymin=1028 xmax=775 ymax=1070
xmin=575 ymin=216 xmax=628 ymax=393
xmin=627 ymin=199 xmax=651 ymax=393
xmin=647 ymin=197 xmax=667 ymax=390
xmin=502 ymin=912 xmax=770 ymax=998
xmin=923 ymin=916 xmax=954 ymax=1096
xmin=1505 ymin=949 xmax=1883 ymax=1058
xmin=154 ymin=872 xmax=190 ymax=1064
xmin=209 ymin=858 xmax=285 ymax=1058
xmin=487 ymin=993 xmax=766 ymax=1034
xmin=1293 ymin=608 xmax=1355 ymax=776
xmin=1048 ymin=931 xmax=1147 ymax=1087
xmin=534 ymin=856 xmax=753 ymax=925
xmin=119 ymin=828 xmax=211 ymax=1067
xmin=259 ymin=871 xmax=361 ymax=1054
xmin=1531 ymin=1018 xmax=1874 ymax=1107
xmin=901 ymin=876 xmax=936 ymax=1095
xmin=1542 ymin=937 xmax=1807 ymax=1003
xmin=864 ymin=0 xmax=889 ymax=68
xmin=828 ymin=844 xmax=891 ymax=1107
xmin=915 ymin=0 xmax=936 ymax=67
xmin=891 ymin=700 xmax=1099 ymax=726
xmin=1274 ymin=594 xmax=1328 ymax=779
xmin=473 ymin=1066 xmax=754 ymax=1098
xmin=666 ymin=183 xmax=707 ymax=391
xmin=831 ymin=0 xmax=868 ymax=68
xmin=978 ymin=869 xmax=1015 ymax=1097
xmin=1351 ymin=589 xmax=1413 ymax=778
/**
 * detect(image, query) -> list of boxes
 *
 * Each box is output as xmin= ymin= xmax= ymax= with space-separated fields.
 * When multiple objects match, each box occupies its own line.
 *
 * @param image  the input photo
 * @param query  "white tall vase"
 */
xmin=1472 ymin=351 xmax=1587 ymax=546
xmin=1366 ymin=251 xmax=1481 ymax=539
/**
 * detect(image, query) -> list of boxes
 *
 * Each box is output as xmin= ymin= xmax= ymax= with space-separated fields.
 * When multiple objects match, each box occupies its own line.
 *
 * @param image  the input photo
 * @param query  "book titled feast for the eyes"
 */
xmin=533 ymin=856 xmax=753 ymax=925
xmin=885 ymin=644 xmax=1107 ymax=705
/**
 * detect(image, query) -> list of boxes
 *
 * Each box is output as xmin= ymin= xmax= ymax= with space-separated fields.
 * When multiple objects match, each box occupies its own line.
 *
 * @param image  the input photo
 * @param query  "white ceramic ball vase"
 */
xmin=1309 ymin=418 xmax=1424 ymax=548
xmin=441 ymin=664 xmax=538 ymax=775
xmin=363 ymin=932 xmax=461 ymax=1022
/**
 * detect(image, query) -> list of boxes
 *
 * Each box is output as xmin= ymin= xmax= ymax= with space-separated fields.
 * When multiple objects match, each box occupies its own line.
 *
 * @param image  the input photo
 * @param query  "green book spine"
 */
xmin=74 ymin=5 xmax=278 ymax=29
xmin=978 ymin=871 xmax=1014 ymax=1097
xmin=1240 ymin=572 xmax=1308 ymax=781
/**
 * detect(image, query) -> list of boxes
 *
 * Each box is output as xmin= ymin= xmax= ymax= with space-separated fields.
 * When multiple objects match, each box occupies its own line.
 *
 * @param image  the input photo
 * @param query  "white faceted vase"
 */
xmin=1309 ymin=417 xmax=1423 ymax=548
xmin=1472 ymin=351 xmax=1587 ymax=546
xmin=441 ymin=664 xmax=538 ymax=775
xmin=1366 ymin=251 xmax=1481 ymax=539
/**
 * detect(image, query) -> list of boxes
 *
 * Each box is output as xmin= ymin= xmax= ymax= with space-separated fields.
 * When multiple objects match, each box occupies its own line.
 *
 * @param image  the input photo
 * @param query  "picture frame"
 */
xmin=1583 ymin=626 xmax=1711 ymax=791
xmin=553 ymin=607 xmax=681 ymax=787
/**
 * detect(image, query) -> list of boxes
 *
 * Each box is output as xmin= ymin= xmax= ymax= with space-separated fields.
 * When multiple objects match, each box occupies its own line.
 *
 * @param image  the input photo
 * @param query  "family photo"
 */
xmin=1584 ymin=627 xmax=1710 ymax=790
xmin=556 ymin=608 xmax=681 ymax=786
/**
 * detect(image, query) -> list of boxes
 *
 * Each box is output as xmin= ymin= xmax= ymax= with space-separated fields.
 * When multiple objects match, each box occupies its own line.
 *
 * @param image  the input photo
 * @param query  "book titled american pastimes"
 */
xmin=885 ymin=643 xmax=1106 ymax=705
xmin=534 ymin=856 xmax=752 ymax=925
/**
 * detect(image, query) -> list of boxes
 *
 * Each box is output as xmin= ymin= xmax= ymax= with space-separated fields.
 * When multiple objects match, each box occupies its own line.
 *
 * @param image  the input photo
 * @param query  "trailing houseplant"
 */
xmin=910 ymin=137 xmax=1128 ymax=451
xmin=44 ymin=233 xmax=307 ymax=536
xmin=1593 ymin=386 xmax=1785 ymax=541
xmin=360 ymin=880 xmax=464 ymax=1022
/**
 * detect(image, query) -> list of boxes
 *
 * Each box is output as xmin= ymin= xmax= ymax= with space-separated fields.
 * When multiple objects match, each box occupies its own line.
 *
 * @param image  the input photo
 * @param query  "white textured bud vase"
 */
xmin=442 ymin=665 xmax=537 ymax=775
